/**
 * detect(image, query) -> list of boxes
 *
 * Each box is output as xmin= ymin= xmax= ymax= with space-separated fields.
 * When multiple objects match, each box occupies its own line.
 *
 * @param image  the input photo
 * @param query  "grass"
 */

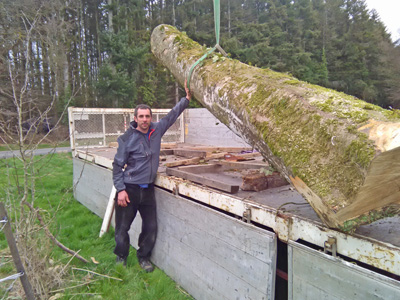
xmin=0 ymin=141 xmax=70 ymax=152
xmin=339 ymin=206 xmax=400 ymax=233
xmin=0 ymin=153 xmax=193 ymax=299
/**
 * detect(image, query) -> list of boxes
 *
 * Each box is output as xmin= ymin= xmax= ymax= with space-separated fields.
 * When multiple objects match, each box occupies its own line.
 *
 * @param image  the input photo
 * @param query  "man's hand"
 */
xmin=117 ymin=190 xmax=130 ymax=207
xmin=185 ymin=79 xmax=191 ymax=101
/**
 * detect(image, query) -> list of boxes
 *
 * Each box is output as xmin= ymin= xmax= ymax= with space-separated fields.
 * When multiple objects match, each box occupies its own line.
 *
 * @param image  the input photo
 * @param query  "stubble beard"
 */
xmin=139 ymin=122 xmax=149 ymax=133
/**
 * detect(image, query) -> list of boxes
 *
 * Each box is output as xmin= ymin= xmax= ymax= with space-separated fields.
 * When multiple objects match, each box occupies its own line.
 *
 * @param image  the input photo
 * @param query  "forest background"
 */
xmin=1 ymin=0 xmax=400 ymax=132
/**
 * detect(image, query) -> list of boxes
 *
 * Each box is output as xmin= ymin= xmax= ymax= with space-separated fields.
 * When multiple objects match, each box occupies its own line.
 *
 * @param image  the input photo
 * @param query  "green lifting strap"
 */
xmin=214 ymin=0 xmax=220 ymax=45
xmin=187 ymin=0 xmax=225 ymax=91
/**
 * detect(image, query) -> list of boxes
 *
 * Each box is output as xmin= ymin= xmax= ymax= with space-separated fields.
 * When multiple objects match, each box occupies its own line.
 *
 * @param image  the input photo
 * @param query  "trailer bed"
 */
xmin=75 ymin=145 xmax=400 ymax=267
xmin=69 ymin=106 xmax=400 ymax=299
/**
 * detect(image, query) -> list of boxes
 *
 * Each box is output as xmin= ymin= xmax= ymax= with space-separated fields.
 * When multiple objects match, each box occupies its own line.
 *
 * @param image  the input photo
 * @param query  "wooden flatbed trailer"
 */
xmin=69 ymin=106 xmax=400 ymax=299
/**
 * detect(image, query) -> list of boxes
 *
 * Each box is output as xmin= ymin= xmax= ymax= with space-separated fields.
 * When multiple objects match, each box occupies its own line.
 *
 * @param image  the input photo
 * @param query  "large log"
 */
xmin=151 ymin=25 xmax=400 ymax=228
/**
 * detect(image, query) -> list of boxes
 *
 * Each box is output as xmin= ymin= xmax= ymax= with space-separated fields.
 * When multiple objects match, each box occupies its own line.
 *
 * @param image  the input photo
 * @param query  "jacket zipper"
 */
xmin=145 ymin=131 xmax=152 ymax=183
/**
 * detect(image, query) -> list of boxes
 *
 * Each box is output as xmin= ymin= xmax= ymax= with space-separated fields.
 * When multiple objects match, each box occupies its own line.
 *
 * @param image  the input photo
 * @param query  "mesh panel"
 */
xmin=69 ymin=108 xmax=183 ymax=149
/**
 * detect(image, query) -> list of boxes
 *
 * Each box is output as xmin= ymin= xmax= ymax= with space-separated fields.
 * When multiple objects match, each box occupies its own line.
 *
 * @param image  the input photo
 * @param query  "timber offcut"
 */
xmin=151 ymin=24 xmax=400 ymax=228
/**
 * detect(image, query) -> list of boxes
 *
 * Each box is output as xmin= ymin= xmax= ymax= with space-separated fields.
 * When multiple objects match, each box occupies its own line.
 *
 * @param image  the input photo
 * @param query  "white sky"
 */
xmin=365 ymin=0 xmax=400 ymax=42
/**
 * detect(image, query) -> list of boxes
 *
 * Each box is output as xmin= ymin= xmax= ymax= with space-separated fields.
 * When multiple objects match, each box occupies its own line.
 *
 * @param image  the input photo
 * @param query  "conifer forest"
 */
xmin=1 ymin=0 xmax=399 ymax=127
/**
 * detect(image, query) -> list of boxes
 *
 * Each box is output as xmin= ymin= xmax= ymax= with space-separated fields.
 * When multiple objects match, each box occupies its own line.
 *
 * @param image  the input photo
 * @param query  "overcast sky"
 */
xmin=365 ymin=0 xmax=400 ymax=42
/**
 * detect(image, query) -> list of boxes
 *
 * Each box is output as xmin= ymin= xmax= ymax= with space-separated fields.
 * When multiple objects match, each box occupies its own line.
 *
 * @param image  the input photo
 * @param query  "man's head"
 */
xmin=134 ymin=104 xmax=152 ymax=133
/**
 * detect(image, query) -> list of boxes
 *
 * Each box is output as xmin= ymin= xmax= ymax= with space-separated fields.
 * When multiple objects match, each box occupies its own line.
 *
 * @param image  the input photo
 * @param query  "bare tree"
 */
xmin=0 ymin=1 xmax=89 ymax=298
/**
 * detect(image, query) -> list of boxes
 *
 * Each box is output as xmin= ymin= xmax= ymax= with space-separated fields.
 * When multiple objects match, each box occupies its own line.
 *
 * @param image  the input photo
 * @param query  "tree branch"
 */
xmin=23 ymin=201 xmax=89 ymax=264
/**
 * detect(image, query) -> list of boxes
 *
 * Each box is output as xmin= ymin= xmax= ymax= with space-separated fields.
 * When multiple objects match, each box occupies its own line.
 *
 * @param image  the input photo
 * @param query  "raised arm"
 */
xmin=158 ymin=80 xmax=191 ymax=135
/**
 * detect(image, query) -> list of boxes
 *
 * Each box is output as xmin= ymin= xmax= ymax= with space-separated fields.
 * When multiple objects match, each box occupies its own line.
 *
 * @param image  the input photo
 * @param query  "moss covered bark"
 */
xmin=151 ymin=24 xmax=400 ymax=227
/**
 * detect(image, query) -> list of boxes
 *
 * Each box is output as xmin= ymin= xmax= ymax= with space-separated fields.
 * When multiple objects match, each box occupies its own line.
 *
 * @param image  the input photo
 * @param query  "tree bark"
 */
xmin=108 ymin=0 xmax=113 ymax=32
xmin=151 ymin=25 xmax=400 ymax=228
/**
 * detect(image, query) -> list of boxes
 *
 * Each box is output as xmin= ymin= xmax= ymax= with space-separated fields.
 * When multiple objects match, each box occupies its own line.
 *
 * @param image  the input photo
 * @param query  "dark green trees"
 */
xmin=1 ymin=0 xmax=399 ymax=113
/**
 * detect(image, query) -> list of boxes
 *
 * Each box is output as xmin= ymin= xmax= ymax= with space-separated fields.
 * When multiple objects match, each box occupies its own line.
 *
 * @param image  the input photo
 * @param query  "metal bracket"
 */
xmin=172 ymin=184 xmax=179 ymax=196
xmin=0 ymin=217 xmax=8 ymax=231
xmin=324 ymin=235 xmax=337 ymax=257
xmin=242 ymin=207 xmax=251 ymax=224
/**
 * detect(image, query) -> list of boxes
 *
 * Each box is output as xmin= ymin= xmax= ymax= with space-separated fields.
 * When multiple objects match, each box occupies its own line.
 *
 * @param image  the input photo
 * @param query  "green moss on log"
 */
xmin=191 ymin=55 xmax=372 ymax=207
xmin=152 ymin=24 xmax=400 ymax=211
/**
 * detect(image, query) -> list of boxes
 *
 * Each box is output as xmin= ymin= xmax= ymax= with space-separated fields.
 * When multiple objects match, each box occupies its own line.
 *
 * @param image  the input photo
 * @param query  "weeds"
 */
xmin=339 ymin=205 xmax=400 ymax=233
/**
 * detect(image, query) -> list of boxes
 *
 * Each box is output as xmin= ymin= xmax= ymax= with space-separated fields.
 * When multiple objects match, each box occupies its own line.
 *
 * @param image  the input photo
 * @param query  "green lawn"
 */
xmin=0 ymin=153 xmax=193 ymax=299
xmin=0 ymin=141 xmax=70 ymax=152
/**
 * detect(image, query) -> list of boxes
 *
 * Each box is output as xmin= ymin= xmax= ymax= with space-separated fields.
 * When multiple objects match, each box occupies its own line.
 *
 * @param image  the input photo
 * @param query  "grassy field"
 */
xmin=0 ymin=141 xmax=70 ymax=152
xmin=0 ymin=153 xmax=193 ymax=299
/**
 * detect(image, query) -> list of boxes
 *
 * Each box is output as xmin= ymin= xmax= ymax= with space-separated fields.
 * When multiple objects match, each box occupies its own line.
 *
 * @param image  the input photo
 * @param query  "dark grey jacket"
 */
xmin=112 ymin=97 xmax=189 ymax=192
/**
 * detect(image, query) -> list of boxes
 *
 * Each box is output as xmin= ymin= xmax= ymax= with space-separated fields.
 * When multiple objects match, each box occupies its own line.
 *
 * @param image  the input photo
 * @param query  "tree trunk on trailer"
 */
xmin=150 ymin=25 xmax=400 ymax=228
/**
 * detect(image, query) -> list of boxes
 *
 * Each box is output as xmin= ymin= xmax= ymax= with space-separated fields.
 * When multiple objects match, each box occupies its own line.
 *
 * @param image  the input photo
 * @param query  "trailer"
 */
xmin=68 ymin=106 xmax=400 ymax=299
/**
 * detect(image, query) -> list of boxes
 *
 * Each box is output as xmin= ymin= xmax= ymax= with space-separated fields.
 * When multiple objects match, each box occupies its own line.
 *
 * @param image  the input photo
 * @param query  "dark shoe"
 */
xmin=116 ymin=256 xmax=127 ymax=266
xmin=139 ymin=258 xmax=154 ymax=272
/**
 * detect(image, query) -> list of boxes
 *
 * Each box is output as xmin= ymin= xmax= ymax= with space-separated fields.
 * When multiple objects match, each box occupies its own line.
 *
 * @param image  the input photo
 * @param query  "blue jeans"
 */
xmin=113 ymin=183 xmax=157 ymax=260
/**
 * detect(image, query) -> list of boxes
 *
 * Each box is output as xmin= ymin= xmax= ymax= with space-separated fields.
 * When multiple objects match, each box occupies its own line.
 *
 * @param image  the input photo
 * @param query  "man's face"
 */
xmin=134 ymin=108 xmax=152 ymax=133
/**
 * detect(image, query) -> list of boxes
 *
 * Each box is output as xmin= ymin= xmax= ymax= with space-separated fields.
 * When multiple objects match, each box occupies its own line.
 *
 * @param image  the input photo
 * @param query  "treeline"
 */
xmin=1 ymin=0 xmax=400 ymax=128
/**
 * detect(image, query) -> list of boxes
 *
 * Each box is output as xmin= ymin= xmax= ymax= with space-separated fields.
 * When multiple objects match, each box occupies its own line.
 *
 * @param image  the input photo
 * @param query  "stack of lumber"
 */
xmin=162 ymin=145 xmax=257 ymax=167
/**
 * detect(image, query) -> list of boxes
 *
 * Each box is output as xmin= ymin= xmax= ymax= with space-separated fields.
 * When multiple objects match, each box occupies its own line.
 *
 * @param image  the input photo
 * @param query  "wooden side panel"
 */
xmin=166 ymin=167 xmax=240 ymax=193
xmin=129 ymin=189 xmax=277 ymax=300
xmin=73 ymin=158 xmax=113 ymax=219
xmin=184 ymin=109 xmax=251 ymax=147
xmin=73 ymin=157 xmax=277 ymax=299
xmin=288 ymin=242 xmax=400 ymax=300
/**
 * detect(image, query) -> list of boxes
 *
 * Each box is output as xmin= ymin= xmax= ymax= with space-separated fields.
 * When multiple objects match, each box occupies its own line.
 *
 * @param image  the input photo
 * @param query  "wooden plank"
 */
xmin=76 ymin=151 xmax=95 ymax=162
xmin=164 ymin=151 xmax=259 ymax=168
xmin=218 ymin=160 xmax=269 ymax=169
xmin=177 ymin=161 xmax=269 ymax=173
xmin=164 ymin=152 xmax=229 ymax=168
xmin=184 ymin=146 xmax=253 ymax=152
xmin=205 ymin=152 xmax=229 ymax=159
xmin=94 ymin=154 xmax=113 ymax=169
xmin=235 ymin=152 xmax=262 ymax=158
xmin=173 ymin=149 xmax=207 ymax=158
xmin=224 ymin=152 xmax=261 ymax=161
xmin=176 ymin=164 xmax=221 ymax=173
xmin=160 ymin=149 xmax=174 ymax=155
xmin=164 ymin=157 xmax=201 ymax=167
xmin=99 ymin=185 xmax=116 ymax=238
xmin=166 ymin=167 xmax=239 ymax=193
xmin=161 ymin=143 xmax=177 ymax=149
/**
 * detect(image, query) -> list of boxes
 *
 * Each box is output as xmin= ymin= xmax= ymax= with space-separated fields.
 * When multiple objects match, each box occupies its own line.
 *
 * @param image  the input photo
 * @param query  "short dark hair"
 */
xmin=134 ymin=104 xmax=152 ymax=117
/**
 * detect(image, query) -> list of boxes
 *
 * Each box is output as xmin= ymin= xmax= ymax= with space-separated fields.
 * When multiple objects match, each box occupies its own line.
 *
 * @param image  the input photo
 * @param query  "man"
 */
xmin=112 ymin=81 xmax=191 ymax=272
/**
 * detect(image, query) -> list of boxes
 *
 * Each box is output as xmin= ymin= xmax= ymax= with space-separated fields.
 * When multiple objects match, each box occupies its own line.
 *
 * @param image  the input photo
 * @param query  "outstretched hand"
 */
xmin=185 ymin=79 xmax=192 ymax=101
